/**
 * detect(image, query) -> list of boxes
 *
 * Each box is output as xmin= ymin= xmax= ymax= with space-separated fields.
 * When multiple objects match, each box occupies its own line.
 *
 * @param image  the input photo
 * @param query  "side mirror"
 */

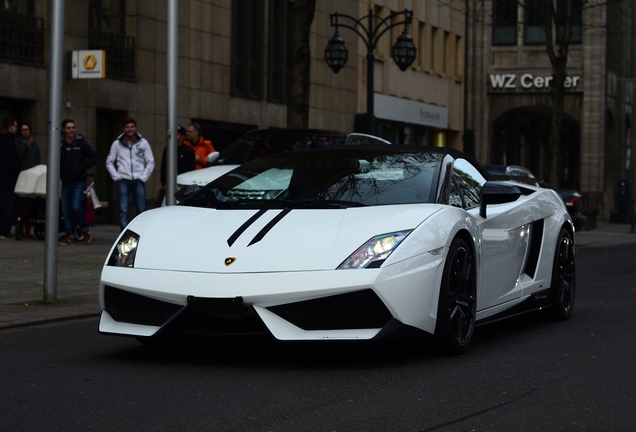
xmin=207 ymin=151 xmax=220 ymax=165
xmin=479 ymin=181 xmax=521 ymax=218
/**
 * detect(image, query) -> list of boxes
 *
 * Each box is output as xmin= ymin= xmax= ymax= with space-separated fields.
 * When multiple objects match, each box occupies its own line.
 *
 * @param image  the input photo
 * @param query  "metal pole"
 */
xmin=366 ymin=9 xmax=374 ymax=135
xmin=366 ymin=52 xmax=374 ymax=135
xmin=43 ymin=0 xmax=65 ymax=302
xmin=165 ymin=0 xmax=179 ymax=206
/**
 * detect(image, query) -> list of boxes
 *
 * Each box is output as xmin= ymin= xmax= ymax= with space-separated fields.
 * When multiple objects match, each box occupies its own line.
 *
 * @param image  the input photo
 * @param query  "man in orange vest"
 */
xmin=185 ymin=122 xmax=215 ymax=170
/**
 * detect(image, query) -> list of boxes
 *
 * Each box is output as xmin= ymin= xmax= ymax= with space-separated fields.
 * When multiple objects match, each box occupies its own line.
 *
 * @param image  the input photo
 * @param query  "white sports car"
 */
xmin=99 ymin=145 xmax=575 ymax=354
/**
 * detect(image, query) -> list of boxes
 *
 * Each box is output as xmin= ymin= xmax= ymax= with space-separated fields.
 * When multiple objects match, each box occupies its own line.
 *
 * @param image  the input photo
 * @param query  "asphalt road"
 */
xmin=1 ymin=244 xmax=635 ymax=432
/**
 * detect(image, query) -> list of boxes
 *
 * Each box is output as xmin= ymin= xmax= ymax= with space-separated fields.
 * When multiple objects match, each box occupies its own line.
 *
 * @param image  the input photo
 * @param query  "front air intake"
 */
xmin=104 ymin=286 xmax=183 ymax=327
xmin=267 ymin=289 xmax=392 ymax=330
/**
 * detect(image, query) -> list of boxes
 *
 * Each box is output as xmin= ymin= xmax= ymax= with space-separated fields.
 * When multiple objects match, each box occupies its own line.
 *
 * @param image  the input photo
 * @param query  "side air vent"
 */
xmin=267 ymin=289 xmax=392 ymax=330
xmin=104 ymin=286 xmax=183 ymax=327
xmin=524 ymin=219 xmax=545 ymax=278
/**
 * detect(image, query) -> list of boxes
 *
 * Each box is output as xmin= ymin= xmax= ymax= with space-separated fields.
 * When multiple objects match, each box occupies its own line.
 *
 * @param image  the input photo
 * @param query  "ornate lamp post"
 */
xmin=324 ymin=9 xmax=416 ymax=135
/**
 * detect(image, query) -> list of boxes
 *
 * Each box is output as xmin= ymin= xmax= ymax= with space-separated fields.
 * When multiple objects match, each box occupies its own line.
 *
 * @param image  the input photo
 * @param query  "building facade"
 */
xmin=0 ymin=0 xmax=465 ymax=222
xmin=466 ymin=0 xmax=636 ymax=220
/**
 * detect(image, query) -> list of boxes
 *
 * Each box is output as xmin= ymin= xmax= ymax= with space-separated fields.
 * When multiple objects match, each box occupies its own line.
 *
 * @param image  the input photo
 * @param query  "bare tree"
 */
xmin=540 ymin=0 xmax=576 ymax=186
xmin=287 ymin=0 xmax=317 ymax=129
xmin=467 ymin=0 xmax=610 ymax=186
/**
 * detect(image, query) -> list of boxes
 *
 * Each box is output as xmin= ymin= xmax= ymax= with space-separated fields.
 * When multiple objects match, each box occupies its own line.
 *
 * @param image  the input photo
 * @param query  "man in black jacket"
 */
xmin=59 ymin=119 xmax=97 ymax=245
xmin=0 ymin=116 xmax=19 ymax=239
xmin=159 ymin=125 xmax=195 ymax=204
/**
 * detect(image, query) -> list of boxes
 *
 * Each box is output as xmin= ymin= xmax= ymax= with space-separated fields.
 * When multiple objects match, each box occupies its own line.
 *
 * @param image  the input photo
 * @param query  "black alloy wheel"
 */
xmin=434 ymin=236 xmax=477 ymax=355
xmin=550 ymin=228 xmax=576 ymax=320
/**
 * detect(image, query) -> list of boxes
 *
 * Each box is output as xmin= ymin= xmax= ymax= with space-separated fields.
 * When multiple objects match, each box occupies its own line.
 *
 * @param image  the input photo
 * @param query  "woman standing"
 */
xmin=16 ymin=122 xmax=40 ymax=171
xmin=15 ymin=122 xmax=41 ymax=238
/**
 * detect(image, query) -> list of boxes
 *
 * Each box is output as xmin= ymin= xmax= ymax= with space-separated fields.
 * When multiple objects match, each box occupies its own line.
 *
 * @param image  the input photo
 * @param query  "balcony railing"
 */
xmin=88 ymin=28 xmax=135 ymax=80
xmin=0 ymin=10 xmax=44 ymax=64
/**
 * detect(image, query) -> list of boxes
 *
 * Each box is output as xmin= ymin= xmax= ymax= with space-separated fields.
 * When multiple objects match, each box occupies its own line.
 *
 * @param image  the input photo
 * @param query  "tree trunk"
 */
xmin=543 ymin=0 xmax=573 ymax=187
xmin=549 ymin=66 xmax=566 ymax=186
xmin=287 ymin=0 xmax=317 ymax=129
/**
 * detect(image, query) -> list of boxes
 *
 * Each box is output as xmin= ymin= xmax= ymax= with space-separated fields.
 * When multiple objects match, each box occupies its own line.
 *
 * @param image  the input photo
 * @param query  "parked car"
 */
xmin=174 ymin=129 xmax=391 ymax=201
xmin=483 ymin=164 xmax=585 ymax=230
xmin=100 ymin=145 xmax=575 ymax=355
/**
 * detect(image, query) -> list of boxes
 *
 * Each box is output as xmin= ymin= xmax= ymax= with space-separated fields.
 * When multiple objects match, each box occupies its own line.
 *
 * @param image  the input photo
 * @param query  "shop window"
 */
xmin=88 ymin=0 xmax=135 ymax=80
xmin=492 ymin=0 xmax=517 ymax=45
xmin=0 ymin=0 xmax=44 ymax=64
xmin=232 ymin=0 xmax=265 ymax=99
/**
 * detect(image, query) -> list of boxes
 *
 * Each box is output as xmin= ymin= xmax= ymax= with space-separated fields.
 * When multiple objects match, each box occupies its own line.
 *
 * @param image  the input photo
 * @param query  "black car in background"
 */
xmin=484 ymin=164 xmax=585 ymax=230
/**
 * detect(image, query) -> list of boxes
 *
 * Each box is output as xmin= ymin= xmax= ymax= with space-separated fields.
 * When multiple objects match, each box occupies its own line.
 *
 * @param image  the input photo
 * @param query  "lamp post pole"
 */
xmin=325 ymin=9 xmax=416 ymax=135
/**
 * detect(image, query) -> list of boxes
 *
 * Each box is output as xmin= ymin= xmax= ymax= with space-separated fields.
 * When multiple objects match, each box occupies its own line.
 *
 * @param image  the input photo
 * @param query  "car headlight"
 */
xmin=338 ymin=230 xmax=412 ymax=269
xmin=107 ymin=230 xmax=140 ymax=267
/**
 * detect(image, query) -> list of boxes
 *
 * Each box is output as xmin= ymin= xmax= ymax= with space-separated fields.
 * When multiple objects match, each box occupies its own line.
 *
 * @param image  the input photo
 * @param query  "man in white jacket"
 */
xmin=106 ymin=118 xmax=155 ymax=230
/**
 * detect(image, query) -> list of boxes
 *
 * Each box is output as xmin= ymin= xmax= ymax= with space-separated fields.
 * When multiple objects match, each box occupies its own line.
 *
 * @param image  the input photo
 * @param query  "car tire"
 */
xmin=434 ymin=236 xmax=477 ymax=355
xmin=549 ymin=228 xmax=576 ymax=320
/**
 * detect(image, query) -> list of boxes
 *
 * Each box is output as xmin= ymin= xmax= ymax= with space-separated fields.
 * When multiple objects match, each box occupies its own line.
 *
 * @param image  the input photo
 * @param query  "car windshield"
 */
xmin=183 ymin=148 xmax=443 ymax=209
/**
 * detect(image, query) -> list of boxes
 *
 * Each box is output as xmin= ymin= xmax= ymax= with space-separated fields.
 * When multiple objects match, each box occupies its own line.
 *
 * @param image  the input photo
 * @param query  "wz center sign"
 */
xmin=489 ymin=73 xmax=581 ymax=90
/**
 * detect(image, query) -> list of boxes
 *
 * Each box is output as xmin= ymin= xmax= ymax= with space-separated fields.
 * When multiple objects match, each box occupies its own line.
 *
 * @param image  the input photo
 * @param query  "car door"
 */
xmin=450 ymin=159 xmax=531 ymax=311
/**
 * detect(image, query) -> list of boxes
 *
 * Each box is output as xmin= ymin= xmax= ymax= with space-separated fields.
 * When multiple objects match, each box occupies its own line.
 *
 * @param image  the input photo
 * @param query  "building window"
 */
xmin=268 ymin=0 xmax=292 ymax=103
xmin=557 ymin=0 xmax=582 ymax=44
xmin=417 ymin=22 xmax=426 ymax=69
xmin=455 ymin=36 xmax=464 ymax=81
xmin=0 ymin=0 xmax=44 ymax=65
xmin=232 ymin=0 xmax=265 ymax=100
xmin=492 ymin=0 xmax=517 ymax=45
xmin=524 ymin=0 xmax=547 ymax=44
xmin=443 ymin=31 xmax=449 ymax=75
xmin=431 ymin=26 xmax=438 ymax=74
xmin=88 ymin=0 xmax=135 ymax=80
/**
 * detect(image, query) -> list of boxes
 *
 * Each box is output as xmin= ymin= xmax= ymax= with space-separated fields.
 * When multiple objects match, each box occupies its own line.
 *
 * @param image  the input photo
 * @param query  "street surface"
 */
xmin=1 ymin=243 xmax=635 ymax=431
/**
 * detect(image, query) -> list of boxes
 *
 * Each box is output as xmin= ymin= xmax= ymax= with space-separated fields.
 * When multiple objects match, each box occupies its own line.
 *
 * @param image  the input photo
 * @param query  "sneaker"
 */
xmin=83 ymin=232 xmax=92 ymax=244
xmin=59 ymin=235 xmax=73 ymax=245
xmin=0 ymin=233 xmax=14 ymax=240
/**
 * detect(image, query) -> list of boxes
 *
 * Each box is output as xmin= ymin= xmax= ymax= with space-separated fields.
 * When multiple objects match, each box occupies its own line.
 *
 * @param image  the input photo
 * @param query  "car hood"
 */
xmin=176 ymin=165 xmax=238 ymax=186
xmin=124 ymin=205 xmax=442 ymax=273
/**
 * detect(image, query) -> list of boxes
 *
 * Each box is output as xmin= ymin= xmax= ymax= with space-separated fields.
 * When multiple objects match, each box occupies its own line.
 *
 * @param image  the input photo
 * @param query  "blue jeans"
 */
xmin=117 ymin=178 xmax=146 ymax=230
xmin=0 ymin=189 xmax=15 ymax=236
xmin=61 ymin=181 xmax=89 ymax=237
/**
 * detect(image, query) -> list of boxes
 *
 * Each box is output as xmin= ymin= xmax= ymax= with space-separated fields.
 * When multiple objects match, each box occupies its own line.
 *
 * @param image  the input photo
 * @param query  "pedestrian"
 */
xmin=106 ymin=118 xmax=155 ymax=230
xmin=0 ymin=116 xmax=20 ymax=239
xmin=185 ymin=122 xmax=215 ymax=170
xmin=59 ymin=119 xmax=98 ymax=245
xmin=16 ymin=122 xmax=41 ymax=171
xmin=15 ymin=121 xmax=42 ymax=238
xmin=158 ymin=125 xmax=195 ymax=204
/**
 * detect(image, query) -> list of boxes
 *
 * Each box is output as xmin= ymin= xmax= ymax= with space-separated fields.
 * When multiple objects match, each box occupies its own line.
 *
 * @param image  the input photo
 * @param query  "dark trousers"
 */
xmin=0 ymin=189 xmax=15 ymax=236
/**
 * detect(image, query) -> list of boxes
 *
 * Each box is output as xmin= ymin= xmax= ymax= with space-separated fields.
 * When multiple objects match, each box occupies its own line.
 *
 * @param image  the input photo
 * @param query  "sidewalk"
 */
xmin=0 ymin=224 xmax=121 ymax=329
xmin=1 ymin=221 xmax=636 ymax=330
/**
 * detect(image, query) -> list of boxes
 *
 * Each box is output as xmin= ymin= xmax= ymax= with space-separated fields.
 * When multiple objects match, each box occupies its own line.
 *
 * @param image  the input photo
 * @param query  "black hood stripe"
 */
xmin=227 ymin=209 xmax=268 ymax=247
xmin=248 ymin=208 xmax=293 ymax=246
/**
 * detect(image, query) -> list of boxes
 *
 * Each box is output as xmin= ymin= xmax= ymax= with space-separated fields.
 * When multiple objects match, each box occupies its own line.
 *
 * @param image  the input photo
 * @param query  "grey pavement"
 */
xmin=1 ymin=220 xmax=636 ymax=330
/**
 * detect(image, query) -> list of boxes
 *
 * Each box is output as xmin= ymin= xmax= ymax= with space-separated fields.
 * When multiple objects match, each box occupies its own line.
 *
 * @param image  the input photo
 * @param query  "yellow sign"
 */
xmin=70 ymin=50 xmax=105 ymax=79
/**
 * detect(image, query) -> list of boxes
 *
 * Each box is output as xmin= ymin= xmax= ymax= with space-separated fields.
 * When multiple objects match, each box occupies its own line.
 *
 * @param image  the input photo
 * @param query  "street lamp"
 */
xmin=324 ymin=9 xmax=416 ymax=134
